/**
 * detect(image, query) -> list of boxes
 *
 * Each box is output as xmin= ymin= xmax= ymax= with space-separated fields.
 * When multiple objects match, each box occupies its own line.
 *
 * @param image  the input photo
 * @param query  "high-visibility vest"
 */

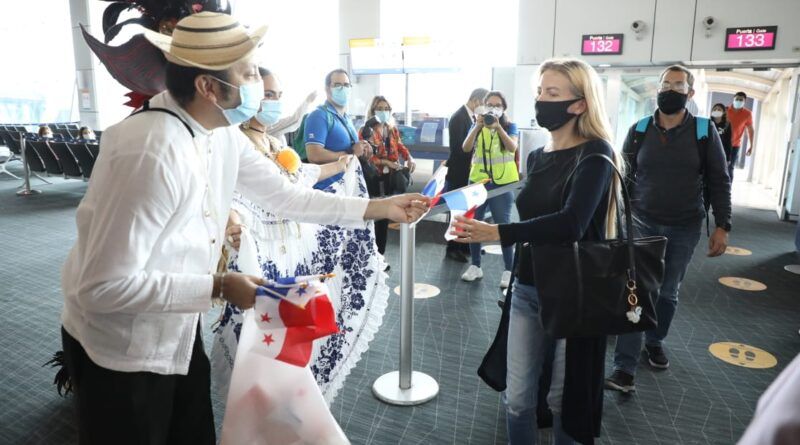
xmin=468 ymin=127 xmax=519 ymax=185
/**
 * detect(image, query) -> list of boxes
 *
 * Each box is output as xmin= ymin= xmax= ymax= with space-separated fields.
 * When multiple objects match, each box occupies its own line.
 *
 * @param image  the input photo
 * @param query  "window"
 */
xmin=234 ymin=0 xmax=339 ymax=112
xmin=377 ymin=0 xmax=519 ymax=118
xmin=0 ymin=0 xmax=77 ymax=124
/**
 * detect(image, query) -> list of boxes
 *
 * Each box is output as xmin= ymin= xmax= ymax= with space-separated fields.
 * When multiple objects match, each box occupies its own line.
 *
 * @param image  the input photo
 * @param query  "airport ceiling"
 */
xmin=621 ymin=68 xmax=791 ymax=102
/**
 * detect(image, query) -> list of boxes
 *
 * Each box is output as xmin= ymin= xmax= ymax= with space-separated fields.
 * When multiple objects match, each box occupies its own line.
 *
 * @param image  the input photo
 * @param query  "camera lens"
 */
xmin=484 ymin=114 xmax=496 ymax=125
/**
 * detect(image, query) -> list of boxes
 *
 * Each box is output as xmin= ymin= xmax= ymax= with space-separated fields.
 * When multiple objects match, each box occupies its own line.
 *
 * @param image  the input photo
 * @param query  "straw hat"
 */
xmin=144 ymin=12 xmax=267 ymax=71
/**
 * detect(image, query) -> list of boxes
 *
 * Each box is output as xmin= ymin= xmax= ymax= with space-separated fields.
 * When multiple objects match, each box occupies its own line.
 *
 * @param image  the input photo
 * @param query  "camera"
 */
xmin=703 ymin=16 xmax=715 ymax=29
xmin=483 ymin=113 xmax=497 ymax=126
xmin=631 ymin=20 xmax=646 ymax=33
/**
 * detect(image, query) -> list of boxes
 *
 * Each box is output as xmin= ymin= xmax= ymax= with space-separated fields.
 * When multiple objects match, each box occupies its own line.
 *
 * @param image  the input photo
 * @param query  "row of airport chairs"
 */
xmin=0 ymin=131 xmax=98 ymax=181
xmin=0 ymin=123 xmax=80 ymax=132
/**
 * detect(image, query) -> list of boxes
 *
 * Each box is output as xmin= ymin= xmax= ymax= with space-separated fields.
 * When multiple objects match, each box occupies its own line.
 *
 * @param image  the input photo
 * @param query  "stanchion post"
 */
xmin=16 ymin=133 xmax=41 ymax=196
xmin=372 ymin=223 xmax=439 ymax=405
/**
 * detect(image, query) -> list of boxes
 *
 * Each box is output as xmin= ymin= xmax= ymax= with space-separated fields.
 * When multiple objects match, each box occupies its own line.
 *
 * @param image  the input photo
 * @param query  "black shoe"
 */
xmin=497 ymin=299 xmax=505 ymax=309
xmin=604 ymin=370 xmax=635 ymax=393
xmin=645 ymin=345 xmax=670 ymax=369
xmin=446 ymin=249 xmax=469 ymax=263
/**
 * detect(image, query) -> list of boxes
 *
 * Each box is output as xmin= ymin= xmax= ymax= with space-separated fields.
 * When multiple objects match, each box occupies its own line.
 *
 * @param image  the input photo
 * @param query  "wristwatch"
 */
xmin=719 ymin=222 xmax=731 ymax=232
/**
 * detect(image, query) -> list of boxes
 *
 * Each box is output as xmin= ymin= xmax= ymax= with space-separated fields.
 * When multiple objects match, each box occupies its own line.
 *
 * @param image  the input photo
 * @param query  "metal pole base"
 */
xmin=16 ymin=189 xmax=42 ymax=196
xmin=372 ymin=371 xmax=439 ymax=406
xmin=784 ymin=264 xmax=800 ymax=275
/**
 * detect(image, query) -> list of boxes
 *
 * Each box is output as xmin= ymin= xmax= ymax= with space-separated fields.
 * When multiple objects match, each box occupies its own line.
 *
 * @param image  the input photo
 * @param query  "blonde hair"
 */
xmin=539 ymin=58 xmax=622 ymax=238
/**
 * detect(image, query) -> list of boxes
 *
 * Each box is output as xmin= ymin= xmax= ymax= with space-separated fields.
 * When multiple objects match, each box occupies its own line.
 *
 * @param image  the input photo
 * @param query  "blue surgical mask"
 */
xmin=733 ymin=99 xmax=745 ymax=110
xmin=375 ymin=110 xmax=391 ymax=124
xmin=331 ymin=86 xmax=351 ymax=107
xmin=213 ymin=77 xmax=262 ymax=126
xmin=255 ymin=100 xmax=283 ymax=126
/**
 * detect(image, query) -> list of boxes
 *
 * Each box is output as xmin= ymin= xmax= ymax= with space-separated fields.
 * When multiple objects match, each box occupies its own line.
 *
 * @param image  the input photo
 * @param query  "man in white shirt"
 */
xmin=60 ymin=12 xmax=428 ymax=445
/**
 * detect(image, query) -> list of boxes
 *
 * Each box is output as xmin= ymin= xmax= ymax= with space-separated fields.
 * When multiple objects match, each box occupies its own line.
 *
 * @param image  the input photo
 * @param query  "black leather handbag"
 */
xmin=530 ymin=153 xmax=667 ymax=338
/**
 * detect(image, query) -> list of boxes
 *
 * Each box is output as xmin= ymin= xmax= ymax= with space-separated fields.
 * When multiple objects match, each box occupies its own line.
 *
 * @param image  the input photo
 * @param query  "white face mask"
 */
xmin=473 ymin=105 xmax=487 ymax=116
xmin=711 ymin=110 xmax=723 ymax=118
xmin=733 ymin=99 xmax=745 ymax=110
xmin=488 ymin=106 xmax=504 ymax=117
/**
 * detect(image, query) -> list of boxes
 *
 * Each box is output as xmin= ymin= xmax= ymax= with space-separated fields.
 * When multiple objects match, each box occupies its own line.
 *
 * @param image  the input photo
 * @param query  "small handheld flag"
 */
xmin=410 ymin=165 xmax=448 ymax=228
xmin=442 ymin=182 xmax=488 ymax=241
xmin=253 ymin=278 xmax=339 ymax=367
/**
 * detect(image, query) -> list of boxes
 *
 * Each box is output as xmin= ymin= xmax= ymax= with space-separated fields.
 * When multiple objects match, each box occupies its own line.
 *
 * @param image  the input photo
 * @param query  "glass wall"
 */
xmin=0 ymin=0 xmax=77 ymax=124
xmin=234 ymin=0 xmax=339 ymax=114
xmin=376 ymin=0 xmax=519 ymax=119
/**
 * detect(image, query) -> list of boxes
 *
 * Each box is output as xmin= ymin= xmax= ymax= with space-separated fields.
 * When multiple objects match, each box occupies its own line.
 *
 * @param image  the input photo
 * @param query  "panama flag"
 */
xmin=442 ymin=182 xmax=488 ymax=241
xmin=421 ymin=164 xmax=448 ymax=206
xmin=260 ymin=274 xmax=335 ymax=308
xmin=221 ymin=228 xmax=349 ymax=445
xmin=252 ymin=280 xmax=339 ymax=367
xmin=410 ymin=164 xmax=448 ymax=228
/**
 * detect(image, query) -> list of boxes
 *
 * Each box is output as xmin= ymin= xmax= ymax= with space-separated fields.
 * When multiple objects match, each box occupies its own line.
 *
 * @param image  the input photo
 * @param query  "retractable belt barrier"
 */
xmin=372 ymin=180 xmax=523 ymax=406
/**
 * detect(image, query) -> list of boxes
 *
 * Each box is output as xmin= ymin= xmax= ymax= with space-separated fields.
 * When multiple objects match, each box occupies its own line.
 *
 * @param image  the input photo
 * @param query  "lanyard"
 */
xmin=480 ymin=130 xmax=499 ymax=181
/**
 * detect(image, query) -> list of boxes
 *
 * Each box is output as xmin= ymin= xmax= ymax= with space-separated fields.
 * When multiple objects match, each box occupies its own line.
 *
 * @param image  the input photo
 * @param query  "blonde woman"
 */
xmin=451 ymin=58 xmax=621 ymax=444
xmin=211 ymin=68 xmax=390 ymax=405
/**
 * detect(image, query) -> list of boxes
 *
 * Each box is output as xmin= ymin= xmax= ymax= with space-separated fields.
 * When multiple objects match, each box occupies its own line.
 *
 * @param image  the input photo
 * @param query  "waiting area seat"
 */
xmin=0 ymin=123 xmax=101 ymax=189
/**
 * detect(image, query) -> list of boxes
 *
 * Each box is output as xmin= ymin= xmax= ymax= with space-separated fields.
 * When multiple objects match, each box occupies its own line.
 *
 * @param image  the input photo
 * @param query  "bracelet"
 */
xmin=219 ymin=271 xmax=226 ymax=298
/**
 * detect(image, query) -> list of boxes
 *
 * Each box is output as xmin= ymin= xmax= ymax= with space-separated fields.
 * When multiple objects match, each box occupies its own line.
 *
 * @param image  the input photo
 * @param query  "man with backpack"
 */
xmin=295 ymin=69 xmax=371 ymax=190
xmin=605 ymin=65 xmax=732 ymax=393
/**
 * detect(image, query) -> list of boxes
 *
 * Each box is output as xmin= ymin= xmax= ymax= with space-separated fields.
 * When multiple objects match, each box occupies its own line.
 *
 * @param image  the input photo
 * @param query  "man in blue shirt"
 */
xmin=305 ymin=69 xmax=370 ymax=189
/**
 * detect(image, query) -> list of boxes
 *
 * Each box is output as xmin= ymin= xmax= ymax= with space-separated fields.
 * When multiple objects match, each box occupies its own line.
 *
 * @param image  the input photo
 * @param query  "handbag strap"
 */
xmin=559 ymin=152 xmax=637 ymax=283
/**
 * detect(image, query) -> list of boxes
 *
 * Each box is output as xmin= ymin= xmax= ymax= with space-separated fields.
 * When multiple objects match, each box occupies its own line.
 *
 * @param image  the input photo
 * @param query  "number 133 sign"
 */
xmin=725 ymin=26 xmax=777 ymax=51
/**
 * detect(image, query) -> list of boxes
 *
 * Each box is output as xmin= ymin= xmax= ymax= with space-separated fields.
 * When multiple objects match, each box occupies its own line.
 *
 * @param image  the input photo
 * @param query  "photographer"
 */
xmin=461 ymin=91 xmax=518 ymax=288
xmin=359 ymin=96 xmax=416 ymax=261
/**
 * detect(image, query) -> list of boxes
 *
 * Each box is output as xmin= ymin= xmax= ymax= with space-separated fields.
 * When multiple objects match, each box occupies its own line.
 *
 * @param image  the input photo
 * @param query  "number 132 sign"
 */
xmin=581 ymin=34 xmax=624 ymax=55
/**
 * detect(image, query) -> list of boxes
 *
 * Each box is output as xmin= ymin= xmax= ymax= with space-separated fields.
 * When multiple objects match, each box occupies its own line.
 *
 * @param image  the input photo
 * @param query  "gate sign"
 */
xmin=581 ymin=34 xmax=624 ymax=55
xmin=725 ymin=26 xmax=777 ymax=51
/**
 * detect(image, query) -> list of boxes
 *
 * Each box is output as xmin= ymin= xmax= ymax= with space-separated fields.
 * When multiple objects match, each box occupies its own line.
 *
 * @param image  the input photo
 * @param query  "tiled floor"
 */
xmin=1 ymin=162 xmax=799 ymax=444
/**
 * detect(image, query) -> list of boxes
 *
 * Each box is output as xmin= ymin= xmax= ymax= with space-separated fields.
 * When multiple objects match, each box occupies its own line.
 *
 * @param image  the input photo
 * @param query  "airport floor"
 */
xmin=1 ymin=162 xmax=799 ymax=445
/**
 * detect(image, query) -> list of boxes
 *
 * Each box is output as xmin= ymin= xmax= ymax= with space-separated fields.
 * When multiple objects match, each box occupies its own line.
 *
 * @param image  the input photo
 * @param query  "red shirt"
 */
xmin=359 ymin=124 xmax=411 ymax=175
xmin=726 ymin=106 xmax=753 ymax=148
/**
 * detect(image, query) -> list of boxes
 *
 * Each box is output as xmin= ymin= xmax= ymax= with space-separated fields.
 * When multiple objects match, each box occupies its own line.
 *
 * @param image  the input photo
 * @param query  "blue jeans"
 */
xmin=469 ymin=183 xmax=514 ymax=270
xmin=613 ymin=216 xmax=702 ymax=376
xmin=505 ymin=283 xmax=576 ymax=445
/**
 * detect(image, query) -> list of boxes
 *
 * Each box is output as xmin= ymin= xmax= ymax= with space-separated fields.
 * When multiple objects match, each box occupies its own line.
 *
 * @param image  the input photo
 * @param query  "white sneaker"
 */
xmin=461 ymin=265 xmax=483 ymax=282
xmin=500 ymin=270 xmax=511 ymax=288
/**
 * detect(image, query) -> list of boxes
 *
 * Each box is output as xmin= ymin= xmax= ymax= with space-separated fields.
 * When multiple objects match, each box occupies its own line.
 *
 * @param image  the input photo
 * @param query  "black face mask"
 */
xmin=657 ymin=90 xmax=688 ymax=115
xmin=535 ymin=98 xmax=582 ymax=131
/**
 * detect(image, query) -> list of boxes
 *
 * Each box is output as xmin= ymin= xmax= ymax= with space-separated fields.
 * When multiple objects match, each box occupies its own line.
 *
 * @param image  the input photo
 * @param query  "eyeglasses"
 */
xmin=658 ymin=81 xmax=690 ymax=94
xmin=375 ymin=107 xmax=391 ymax=112
xmin=330 ymin=82 xmax=352 ymax=89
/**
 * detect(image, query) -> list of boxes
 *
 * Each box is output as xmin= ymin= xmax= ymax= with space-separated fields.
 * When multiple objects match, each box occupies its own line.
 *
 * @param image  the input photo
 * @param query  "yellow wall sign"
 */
xmin=709 ymin=342 xmax=777 ymax=369
xmin=349 ymin=38 xmax=376 ymax=48
xmin=725 ymin=246 xmax=753 ymax=256
xmin=718 ymin=277 xmax=767 ymax=291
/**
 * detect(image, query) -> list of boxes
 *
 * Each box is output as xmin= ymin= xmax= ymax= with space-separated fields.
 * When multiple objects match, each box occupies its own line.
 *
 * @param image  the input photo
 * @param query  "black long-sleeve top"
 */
xmin=713 ymin=119 xmax=733 ymax=162
xmin=497 ymin=139 xmax=614 ymax=285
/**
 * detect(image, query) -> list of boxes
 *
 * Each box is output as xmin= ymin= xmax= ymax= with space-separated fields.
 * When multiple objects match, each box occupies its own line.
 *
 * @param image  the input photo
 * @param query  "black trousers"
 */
xmin=61 ymin=325 xmax=215 ymax=445
xmin=728 ymin=146 xmax=740 ymax=181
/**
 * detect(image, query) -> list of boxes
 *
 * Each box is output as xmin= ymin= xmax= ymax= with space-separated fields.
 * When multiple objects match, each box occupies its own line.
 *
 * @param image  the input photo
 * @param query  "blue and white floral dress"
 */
xmin=211 ymin=131 xmax=389 ymax=405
